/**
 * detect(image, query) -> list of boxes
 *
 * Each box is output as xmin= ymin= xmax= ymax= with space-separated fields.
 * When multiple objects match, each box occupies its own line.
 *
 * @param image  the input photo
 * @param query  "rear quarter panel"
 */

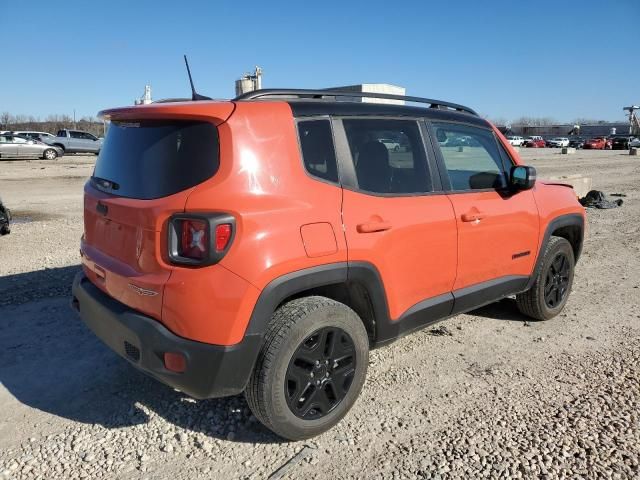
xmin=183 ymin=102 xmax=347 ymax=287
xmin=163 ymin=102 xmax=347 ymax=344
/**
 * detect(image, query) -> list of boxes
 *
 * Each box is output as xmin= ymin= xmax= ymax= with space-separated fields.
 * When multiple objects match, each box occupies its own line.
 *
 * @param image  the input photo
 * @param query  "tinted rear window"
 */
xmin=93 ymin=120 xmax=219 ymax=200
xmin=297 ymin=120 xmax=339 ymax=183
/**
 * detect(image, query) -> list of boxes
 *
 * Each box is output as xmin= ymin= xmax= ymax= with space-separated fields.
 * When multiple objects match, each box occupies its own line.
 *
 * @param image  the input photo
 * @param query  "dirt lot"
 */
xmin=0 ymin=150 xmax=638 ymax=479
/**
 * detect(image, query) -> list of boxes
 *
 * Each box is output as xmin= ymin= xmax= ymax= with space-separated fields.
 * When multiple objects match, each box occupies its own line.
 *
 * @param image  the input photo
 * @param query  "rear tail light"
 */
xmin=181 ymin=219 xmax=208 ymax=260
xmin=215 ymin=223 xmax=232 ymax=252
xmin=168 ymin=213 xmax=235 ymax=266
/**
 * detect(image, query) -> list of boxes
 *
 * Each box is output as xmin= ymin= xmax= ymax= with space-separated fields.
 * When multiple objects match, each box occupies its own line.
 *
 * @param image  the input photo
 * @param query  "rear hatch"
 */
xmin=81 ymin=103 xmax=233 ymax=320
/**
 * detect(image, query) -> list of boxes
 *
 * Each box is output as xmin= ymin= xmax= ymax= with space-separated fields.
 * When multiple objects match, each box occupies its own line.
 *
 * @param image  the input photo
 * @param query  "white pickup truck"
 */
xmin=506 ymin=135 xmax=524 ymax=146
xmin=45 ymin=129 xmax=103 ymax=154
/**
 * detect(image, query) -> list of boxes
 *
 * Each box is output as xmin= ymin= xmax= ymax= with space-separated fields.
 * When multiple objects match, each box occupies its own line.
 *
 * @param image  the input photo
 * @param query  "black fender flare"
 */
xmin=244 ymin=261 xmax=392 ymax=340
xmin=243 ymin=261 xmax=445 ymax=350
xmin=525 ymin=213 xmax=584 ymax=290
xmin=236 ymin=262 xmax=352 ymax=391
xmin=245 ymin=262 xmax=349 ymax=336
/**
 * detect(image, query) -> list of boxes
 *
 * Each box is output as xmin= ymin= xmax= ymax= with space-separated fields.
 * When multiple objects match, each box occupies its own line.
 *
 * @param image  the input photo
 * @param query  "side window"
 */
xmin=496 ymin=141 xmax=515 ymax=171
xmin=342 ymin=119 xmax=431 ymax=194
xmin=297 ymin=120 xmax=339 ymax=183
xmin=57 ymin=130 xmax=65 ymax=137
xmin=70 ymin=131 xmax=83 ymax=139
xmin=433 ymin=123 xmax=508 ymax=191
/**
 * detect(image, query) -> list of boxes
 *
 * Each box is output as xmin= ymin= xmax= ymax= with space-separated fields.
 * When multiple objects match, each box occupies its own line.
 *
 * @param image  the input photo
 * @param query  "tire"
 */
xmin=0 ymin=206 xmax=9 ymax=235
xmin=516 ymin=236 xmax=575 ymax=320
xmin=245 ymin=296 xmax=369 ymax=440
xmin=394 ymin=145 xmax=400 ymax=152
xmin=53 ymin=144 xmax=65 ymax=154
xmin=42 ymin=149 xmax=58 ymax=160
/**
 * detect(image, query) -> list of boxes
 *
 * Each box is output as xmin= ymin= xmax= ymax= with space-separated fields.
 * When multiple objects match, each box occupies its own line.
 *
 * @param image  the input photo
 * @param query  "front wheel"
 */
xmin=245 ymin=296 xmax=369 ymax=440
xmin=42 ymin=149 xmax=58 ymax=160
xmin=516 ymin=236 xmax=575 ymax=320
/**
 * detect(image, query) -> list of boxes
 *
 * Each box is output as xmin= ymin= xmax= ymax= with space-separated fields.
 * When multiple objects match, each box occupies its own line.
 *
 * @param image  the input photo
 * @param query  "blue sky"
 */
xmin=1 ymin=0 xmax=638 ymax=122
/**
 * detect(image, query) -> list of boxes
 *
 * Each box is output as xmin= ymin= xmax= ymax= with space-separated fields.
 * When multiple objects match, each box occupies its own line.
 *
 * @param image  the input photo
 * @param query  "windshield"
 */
xmin=92 ymin=120 xmax=219 ymax=200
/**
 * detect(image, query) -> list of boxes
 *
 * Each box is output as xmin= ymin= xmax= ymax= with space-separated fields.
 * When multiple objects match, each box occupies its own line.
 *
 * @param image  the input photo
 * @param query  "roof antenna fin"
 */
xmin=184 ymin=55 xmax=212 ymax=101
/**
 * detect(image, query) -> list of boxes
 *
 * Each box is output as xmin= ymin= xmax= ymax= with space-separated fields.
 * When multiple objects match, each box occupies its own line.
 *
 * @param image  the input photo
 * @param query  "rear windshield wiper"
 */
xmin=91 ymin=176 xmax=120 ymax=191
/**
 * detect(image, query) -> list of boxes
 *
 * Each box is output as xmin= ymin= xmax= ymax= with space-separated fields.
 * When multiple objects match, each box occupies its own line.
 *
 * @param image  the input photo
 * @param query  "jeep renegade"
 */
xmin=72 ymin=89 xmax=585 ymax=440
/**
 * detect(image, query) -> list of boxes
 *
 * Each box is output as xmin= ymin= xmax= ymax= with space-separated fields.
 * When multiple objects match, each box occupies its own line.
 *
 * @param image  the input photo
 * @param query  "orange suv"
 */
xmin=72 ymin=89 xmax=585 ymax=440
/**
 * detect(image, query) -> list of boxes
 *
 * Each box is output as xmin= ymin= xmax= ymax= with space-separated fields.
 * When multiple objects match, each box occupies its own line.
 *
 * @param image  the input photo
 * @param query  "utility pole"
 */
xmin=623 ymin=106 xmax=639 ymax=136
xmin=73 ymin=109 xmax=76 ymax=129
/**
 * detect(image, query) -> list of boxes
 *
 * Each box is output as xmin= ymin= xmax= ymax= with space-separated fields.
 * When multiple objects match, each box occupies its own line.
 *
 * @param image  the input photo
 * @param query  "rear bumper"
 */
xmin=71 ymin=272 xmax=261 ymax=399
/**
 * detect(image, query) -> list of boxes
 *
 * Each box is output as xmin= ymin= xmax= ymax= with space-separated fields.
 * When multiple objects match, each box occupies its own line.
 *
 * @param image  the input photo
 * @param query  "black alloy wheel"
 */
xmin=245 ymin=296 xmax=369 ymax=440
xmin=285 ymin=326 xmax=356 ymax=420
xmin=543 ymin=252 xmax=570 ymax=308
xmin=516 ymin=236 xmax=575 ymax=321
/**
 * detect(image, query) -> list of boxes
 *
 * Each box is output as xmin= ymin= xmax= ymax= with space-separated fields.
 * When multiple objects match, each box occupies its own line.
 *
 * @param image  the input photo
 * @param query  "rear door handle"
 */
xmin=356 ymin=221 xmax=392 ymax=233
xmin=461 ymin=211 xmax=486 ymax=222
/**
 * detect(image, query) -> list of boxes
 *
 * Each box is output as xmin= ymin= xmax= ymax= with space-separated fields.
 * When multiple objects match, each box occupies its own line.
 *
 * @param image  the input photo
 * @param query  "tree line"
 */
xmin=484 ymin=116 xmax=624 ymax=127
xmin=1 ymin=112 xmax=105 ymax=137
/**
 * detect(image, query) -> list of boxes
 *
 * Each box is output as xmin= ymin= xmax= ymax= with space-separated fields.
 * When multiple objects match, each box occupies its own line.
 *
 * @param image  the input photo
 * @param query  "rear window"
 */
xmin=297 ymin=120 xmax=339 ymax=183
xmin=92 ymin=120 xmax=219 ymax=200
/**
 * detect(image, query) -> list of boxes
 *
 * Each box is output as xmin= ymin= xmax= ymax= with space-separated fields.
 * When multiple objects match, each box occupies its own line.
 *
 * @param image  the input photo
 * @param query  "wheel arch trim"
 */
xmin=526 ymin=213 xmax=584 ymax=291
xmin=245 ymin=262 xmax=350 ymax=336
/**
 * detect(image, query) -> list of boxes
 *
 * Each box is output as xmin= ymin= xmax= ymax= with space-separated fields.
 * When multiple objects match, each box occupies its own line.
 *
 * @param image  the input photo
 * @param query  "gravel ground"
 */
xmin=0 ymin=149 xmax=639 ymax=479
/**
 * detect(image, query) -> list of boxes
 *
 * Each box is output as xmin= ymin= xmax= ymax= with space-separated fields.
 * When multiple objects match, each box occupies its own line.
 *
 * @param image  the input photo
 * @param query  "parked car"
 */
xmin=546 ymin=137 xmax=570 ymax=148
xmin=380 ymin=138 xmax=401 ymax=151
xmin=12 ymin=131 xmax=56 ymax=142
xmin=72 ymin=88 xmax=586 ymax=440
xmin=610 ymin=136 xmax=635 ymax=150
xmin=0 ymin=133 xmax=63 ymax=159
xmin=583 ymin=137 xmax=608 ymax=149
xmin=445 ymin=134 xmax=480 ymax=147
xmin=568 ymin=137 xmax=585 ymax=149
xmin=44 ymin=129 xmax=103 ymax=154
xmin=506 ymin=135 xmax=524 ymax=146
xmin=524 ymin=136 xmax=546 ymax=148
xmin=630 ymin=138 xmax=640 ymax=148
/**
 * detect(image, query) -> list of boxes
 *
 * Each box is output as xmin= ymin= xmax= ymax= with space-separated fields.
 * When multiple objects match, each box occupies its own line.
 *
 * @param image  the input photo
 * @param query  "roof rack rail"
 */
xmin=234 ymin=88 xmax=478 ymax=116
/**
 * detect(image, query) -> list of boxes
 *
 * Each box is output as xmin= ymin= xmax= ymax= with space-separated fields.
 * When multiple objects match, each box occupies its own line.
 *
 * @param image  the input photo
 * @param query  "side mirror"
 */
xmin=510 ymin=165 xmax=536 ymax=191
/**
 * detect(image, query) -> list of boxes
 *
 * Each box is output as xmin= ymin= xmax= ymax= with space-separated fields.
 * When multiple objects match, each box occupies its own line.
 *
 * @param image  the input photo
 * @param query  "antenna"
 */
xmin=183 ymin=55 xmax=212 ymax=101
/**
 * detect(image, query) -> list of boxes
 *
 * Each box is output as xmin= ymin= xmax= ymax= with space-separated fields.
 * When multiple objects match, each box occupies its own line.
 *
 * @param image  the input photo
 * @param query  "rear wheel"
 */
xmin=43 ymin=148 xmax=58 ymax=160
xmin=516 ymin=236 xmax=575 ymax=320
xmin=245 ymin=296 xmax=369 ymax=440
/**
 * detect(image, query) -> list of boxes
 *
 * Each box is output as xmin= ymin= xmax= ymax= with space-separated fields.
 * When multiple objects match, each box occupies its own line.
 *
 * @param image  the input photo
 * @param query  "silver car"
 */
xmin=0 ymin=134 xmax=64 ymax=160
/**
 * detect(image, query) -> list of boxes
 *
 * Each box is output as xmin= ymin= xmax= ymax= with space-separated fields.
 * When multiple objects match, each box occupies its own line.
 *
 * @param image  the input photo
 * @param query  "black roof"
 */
xmin=286 ymin=100 xmax=488 ymax=127
xmin=234 ymin=88 xmax=487 ymax=127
